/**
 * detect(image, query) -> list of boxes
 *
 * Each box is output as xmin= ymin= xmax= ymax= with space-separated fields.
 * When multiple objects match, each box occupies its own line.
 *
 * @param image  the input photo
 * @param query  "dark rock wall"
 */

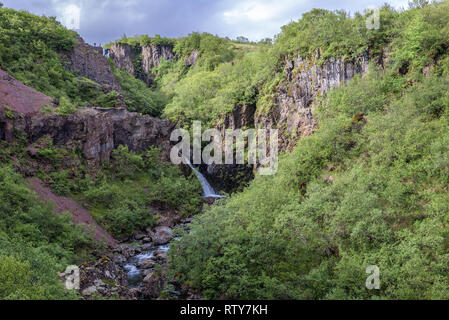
xmin=66 ymin=37 xmax=121 ymax=92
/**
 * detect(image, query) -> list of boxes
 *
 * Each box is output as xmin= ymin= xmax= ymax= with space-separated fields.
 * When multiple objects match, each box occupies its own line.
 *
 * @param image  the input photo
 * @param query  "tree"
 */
xmin=408 ymin=0 xmax=429 ymax=8
xmin=236 ymin=36 xmax=249 ymax=43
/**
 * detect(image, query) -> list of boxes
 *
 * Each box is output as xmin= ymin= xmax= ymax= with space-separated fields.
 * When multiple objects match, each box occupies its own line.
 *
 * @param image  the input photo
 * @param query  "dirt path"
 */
xmin=27 ymin=177 xmax=117 ymax=247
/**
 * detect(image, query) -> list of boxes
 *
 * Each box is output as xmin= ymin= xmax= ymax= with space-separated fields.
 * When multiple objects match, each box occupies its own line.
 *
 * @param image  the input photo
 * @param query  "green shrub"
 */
xmin=101 ymin=200 xmax=155 ymax=238
xmin=56 ymin=96 xmax=77 ymax=115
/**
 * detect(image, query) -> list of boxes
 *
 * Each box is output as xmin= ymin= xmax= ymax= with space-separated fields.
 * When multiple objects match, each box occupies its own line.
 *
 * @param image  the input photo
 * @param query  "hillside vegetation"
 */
xmin=168 ymin=1 xmax=449 ymax=299
xmin=1 ymin=0 xmax=449 ymax=300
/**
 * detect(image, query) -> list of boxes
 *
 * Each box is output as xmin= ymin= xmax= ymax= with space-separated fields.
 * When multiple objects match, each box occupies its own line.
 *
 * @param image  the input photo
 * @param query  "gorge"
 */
xmin=1 ymin=1 xmax=449 ymax=301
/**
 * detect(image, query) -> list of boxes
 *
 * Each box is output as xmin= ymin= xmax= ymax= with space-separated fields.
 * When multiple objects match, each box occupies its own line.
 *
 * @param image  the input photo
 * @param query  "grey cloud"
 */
xmin=2 ymin=0 xmax=409 ymax=44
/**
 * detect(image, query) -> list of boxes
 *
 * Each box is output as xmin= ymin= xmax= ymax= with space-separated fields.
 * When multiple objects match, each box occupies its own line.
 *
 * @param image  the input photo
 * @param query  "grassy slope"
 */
xmin=168 ymin=1 xmax=449 ymax=300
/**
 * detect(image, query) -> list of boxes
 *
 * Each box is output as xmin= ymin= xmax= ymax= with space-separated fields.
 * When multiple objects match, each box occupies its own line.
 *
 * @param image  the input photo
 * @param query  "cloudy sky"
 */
xmin=2 ymin=0 xmax=410 ymax=45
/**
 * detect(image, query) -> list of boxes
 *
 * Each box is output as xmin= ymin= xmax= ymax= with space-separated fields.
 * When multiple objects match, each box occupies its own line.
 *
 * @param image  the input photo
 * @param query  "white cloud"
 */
xmin=223 ymin=0 xmax=304 ymax=24
xmin=220 ymin=0 xmax=306 ymax=40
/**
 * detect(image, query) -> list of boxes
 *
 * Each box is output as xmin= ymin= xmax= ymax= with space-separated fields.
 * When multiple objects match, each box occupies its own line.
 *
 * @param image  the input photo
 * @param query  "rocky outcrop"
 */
xmin=78 ymin=256 xmax=135 ymax=300
xmin=205 ymin=163 xmax=254 ymax=195
xmin=215 ymin=51 xmax=369 ymax=153
xmin=110 ymin=43 xmax=176 ymax=85
xmin=256 ymin=51 xmax=370 ymax=150
xmin=149 ymin=226 xmax=173 ymax=245
xmin=0 ymin=69 xmax=55 ymax=142
xmin=218 ymin=104 xmax=256 ymax=135
xmin=0 ymin=69 xmax=175 ymax=168
xmin=142 ymin=45 xmax=176 ymax=74
xmin=21 ymin=108 xmax=174 ymax=167
xmin=110 ymin=43 xmax=136 ymax=76
xmin=184 ymin=49 xmax=200 ymax=67
xmin=66 ymin=37 xmax=121 ymax=92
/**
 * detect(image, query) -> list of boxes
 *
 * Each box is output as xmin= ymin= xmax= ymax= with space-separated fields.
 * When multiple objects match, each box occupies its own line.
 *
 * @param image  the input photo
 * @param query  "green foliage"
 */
xmin=56 ymin=96 xmax=77 ymax=115
xmin=79 ymin=146 xmax=202 ymax=238
xmin=0 ymin=255 xmax=42 ymax=299
xmin=102 ymin=200 xmax=156 ymax=239
xmin=0 ymin=8 xmax=75 ymax=97
xmin=111 ymin=62 xmax=168 ymax=116
xmin=111 ymin=145 xmax=145 ymax=179
xmin=163 ymin=48 xmax=280 ymax=127
xmin=105 ymin=34 xmax=175 ymax=49
xmin=0 ymin=165 xmax=90 ymax=299
xmin=389 ymin=1 xmax=449 ymax=72
xmin=170 ymin=60 xmax=449 ymax=299
xmin=174 ymin=32 xmax=235 ymax=70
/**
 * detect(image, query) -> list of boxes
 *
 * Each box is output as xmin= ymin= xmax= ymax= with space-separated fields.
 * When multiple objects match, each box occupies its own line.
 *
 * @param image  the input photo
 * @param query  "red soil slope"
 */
xmin=28 ymin=177 xmax=117 ymax=247
xmin=0 ymin=69 xmax=53 ymax=115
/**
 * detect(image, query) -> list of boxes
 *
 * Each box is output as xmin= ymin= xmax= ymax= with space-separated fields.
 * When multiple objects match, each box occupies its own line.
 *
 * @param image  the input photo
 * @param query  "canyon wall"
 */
xmin=0 ymin=69 xmax=174 ymax=169
xmin=220 ymin=51 xmax=370 ymax=151
xmin=110 ymin=43 xmax=176 ymax=85
xmin=65 ymin=37 xmax=121 ymax=92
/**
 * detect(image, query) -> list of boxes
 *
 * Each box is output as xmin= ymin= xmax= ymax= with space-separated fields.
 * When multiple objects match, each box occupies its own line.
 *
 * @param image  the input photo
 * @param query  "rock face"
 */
xmin=78 ymin=256 xmax=135 ymax=300
xmin=0 ymin=69 xmax=55 ymax=142
xmin=205 ymin=163 xmax=254 ymax=195
xmin=184 ymin=49 xmax=200 ymax=67
xmin=256 ymin=51 xmax=370 ymax=150
xmin=203 ymin=52 xmax=369 ymax=190
xmin=23 ymin=108 xmax=174 ymax=167
xmin=218 ymin=104 xmax=256 ymax=136
xmin=110 ymin=43 xmax=176 ymax=85
xmin=110 ymin=43 xmax=136 ymax=76
xmin=66 ymin=37 xmax=121 ymax=92
xmin=0 ymin=69 xmax=175 ymax=168
xmin=215 ymin=51 xmax=370 ymax=152
xmin=142 ymin=45 xmax=175 ymax=74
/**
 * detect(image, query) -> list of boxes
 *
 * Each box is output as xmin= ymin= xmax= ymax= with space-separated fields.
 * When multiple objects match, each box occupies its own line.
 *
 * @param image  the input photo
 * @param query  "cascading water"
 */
xmin=123 ymin=158 xmax=224 ymax=289
xmin=183 ymin=157 xmax=225 ymax=198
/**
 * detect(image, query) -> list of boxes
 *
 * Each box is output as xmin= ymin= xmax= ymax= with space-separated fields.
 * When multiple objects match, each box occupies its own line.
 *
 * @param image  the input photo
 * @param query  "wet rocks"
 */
xmin=205 ymin=163 xmax=254 ymax=195
xmin=138 ymin=259 xmax=156 ymax=269
xmin=78 ymin=256 xmax=135 ymax=300
xmin=134 ymin=234 xmax=146 ymax=241
xmin=141 ymin=269 xmax=166 ymax=299
xmin=150 ymin=226 xmax=173 ymax=245
xmin=114 ymin=243 xmax=141 ymax=258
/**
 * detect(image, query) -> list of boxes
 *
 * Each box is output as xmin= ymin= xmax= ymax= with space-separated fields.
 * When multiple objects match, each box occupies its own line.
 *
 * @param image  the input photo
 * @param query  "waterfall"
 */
xmin=184 ymin=158 xmax=225 ymax=198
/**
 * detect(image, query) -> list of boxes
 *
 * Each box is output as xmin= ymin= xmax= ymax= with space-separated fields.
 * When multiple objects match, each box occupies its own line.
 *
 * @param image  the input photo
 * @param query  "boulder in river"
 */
xmin=138 ymin=259 xmax=156 ymax=269
xmin=150 ymin=226 xmax=173 ymax=245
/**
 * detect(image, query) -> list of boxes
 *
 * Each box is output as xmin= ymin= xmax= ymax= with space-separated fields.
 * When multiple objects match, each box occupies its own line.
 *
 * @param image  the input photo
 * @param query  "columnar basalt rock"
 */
xmin=66 ymin=37 xmax=121 ymax=92
xmin=110 ymin=43 xmax=136 ymax=76
xmin=141 ymin=45 xmax=175 ymax=74
xmin=204 ymin=52 xmax=370 ymax=190
xmin=184 ymin=49 xmax=200 ymax=67
xmin=110 ymin=43 xmax=176 ymax=85
xmin=26 ymin=108 xmax=174 ymax=167
xmin=255 ymin=51 xmax=370 ymax=150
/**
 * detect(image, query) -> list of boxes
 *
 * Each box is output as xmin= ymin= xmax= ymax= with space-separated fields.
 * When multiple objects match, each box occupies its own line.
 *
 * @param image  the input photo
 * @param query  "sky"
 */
xmin=2 ymin=0 xmax=411 ymax=45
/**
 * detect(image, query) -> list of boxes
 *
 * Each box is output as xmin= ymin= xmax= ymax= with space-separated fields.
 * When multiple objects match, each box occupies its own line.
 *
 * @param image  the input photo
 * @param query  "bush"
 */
xmin=101 ymin=201 xmax=155 ymax=238
xmin=0 ymin=165 xmax=90 ymax=299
